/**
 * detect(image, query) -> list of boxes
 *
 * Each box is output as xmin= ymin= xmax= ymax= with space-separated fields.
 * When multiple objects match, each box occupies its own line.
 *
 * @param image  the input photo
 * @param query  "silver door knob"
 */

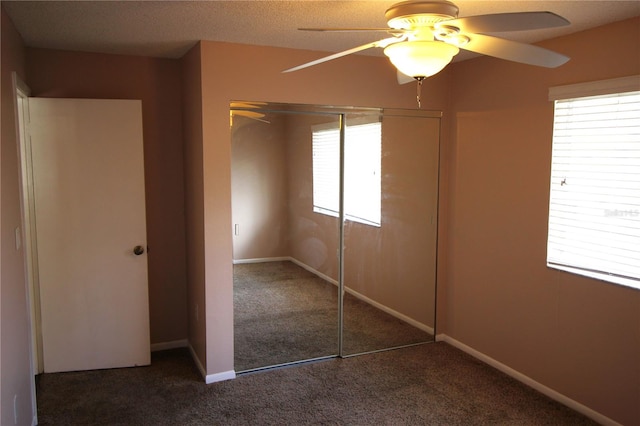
xmin=133 ymin=245 xmax=145 ymax=255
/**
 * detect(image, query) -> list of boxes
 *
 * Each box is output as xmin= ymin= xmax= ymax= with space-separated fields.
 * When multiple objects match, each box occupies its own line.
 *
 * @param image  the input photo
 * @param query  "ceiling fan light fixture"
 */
xmin=384 ymin=40 xmax=459 ymax=79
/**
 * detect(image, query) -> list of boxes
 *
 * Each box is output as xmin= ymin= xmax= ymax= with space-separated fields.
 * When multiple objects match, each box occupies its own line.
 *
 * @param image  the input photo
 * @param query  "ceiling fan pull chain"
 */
xmin=416 ymin=78 xmax=424 ymax=109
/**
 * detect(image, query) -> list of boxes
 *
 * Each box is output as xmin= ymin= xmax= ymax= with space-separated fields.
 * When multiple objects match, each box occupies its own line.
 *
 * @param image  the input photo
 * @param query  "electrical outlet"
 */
xmin=234 ymin=224 xmax=239 ymax=236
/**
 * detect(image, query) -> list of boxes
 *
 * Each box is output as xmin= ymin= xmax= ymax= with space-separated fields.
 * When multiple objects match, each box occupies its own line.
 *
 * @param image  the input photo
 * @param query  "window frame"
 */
xmin=546 ymin=75 xmax=640 ymax=290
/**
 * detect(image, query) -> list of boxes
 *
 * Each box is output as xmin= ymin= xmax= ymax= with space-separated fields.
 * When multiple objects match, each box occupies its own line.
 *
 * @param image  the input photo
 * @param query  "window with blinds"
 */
xmin=547 ymin=77 xmax=640 ymax=290
xmin=312 ymin=121 xmax=381 ymax=227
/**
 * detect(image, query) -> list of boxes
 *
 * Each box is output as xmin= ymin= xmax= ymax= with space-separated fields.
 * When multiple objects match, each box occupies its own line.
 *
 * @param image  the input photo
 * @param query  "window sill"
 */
xmin=547 ymin=263 xmax=639 ymax=291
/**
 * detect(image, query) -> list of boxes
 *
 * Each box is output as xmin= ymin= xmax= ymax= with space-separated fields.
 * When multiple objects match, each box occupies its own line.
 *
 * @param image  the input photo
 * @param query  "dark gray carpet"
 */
xmin=234 ymin=261 xmax=340 ymax=370
xmin=36 ymin=343 xmax=597 ymax=425
xmin=234 ymin=261 xmax=433 ymax=372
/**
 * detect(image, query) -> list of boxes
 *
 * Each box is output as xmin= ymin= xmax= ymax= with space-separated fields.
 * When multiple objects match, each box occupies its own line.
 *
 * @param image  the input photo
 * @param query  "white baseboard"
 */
xmin=436 ymin=334 xmax=621 ymax=426
xmin=150 ymin=339 xmax=189 ymax=352
xmin=233 ymin=256 xmax=289 ymax=265
xmin=289 ymin=257 xmax=339 ymax=285
xmin=345 ymin=287 xmax=434 ymax=335
xmin=187 ymin=343 xmax=236 ymax=384
xmin=204 ymin=370 xmax=236 ymax=384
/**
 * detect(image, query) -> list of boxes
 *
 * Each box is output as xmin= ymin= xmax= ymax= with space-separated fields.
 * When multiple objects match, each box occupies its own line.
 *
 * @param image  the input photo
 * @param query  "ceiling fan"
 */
xmin=283 ymin=0 xmax=571 ymax=84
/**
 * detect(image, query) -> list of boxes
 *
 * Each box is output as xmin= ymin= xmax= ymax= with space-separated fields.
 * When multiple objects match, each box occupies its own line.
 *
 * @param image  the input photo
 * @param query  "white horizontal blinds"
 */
xmin=312 ymin=121 xmax=382 ymax=226
xmin=547 ymin=90 xmax=640 ymax=282
xmin=344 ymin=123 xmax=381 ymax=225
xmin=312 ymin=127 xmax=340 ymax=215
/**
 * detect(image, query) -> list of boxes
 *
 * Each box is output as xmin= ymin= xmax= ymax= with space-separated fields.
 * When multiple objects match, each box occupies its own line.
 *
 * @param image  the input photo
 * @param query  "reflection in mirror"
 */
xmin=231 ymin=104 xmax=342 ymax=372
xmin=342 ymin=110 xmax=439 ymax=355
xmin=231 ymin=102 xmax=440 ymax=372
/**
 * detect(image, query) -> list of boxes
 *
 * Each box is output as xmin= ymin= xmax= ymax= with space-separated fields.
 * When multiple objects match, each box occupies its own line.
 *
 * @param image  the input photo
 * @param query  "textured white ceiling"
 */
xmin=3 ymin=0 xmax=640 ymax=61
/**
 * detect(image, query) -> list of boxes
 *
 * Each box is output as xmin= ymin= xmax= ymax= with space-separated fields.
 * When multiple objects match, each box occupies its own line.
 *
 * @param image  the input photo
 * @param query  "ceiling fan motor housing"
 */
xmin=385 ymin=0 xmax=459 ymax=29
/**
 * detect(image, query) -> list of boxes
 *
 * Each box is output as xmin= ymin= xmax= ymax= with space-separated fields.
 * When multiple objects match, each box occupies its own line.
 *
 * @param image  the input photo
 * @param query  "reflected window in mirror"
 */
xmin=312 ymin=120 xmax=382 ymax=227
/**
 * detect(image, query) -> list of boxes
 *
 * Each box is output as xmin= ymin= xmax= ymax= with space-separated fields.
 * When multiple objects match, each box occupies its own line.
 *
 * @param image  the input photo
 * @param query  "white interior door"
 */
xmin=29 ymin=97 xmax=150 ymax=373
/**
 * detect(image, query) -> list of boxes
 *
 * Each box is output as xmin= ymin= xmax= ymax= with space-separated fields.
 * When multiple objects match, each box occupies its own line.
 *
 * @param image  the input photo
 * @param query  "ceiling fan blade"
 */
xmin=300 ymin=27 xmax=397 ymax=32
xmin=283 ymin=37 xmax=400 ymax=73
xmin=442 ymin=12 xmax=569 ymax=34
xmin=461 ymin=33 xmax=569 ymax=68
xmin=397 ymin=70 xmax=415 ymax=85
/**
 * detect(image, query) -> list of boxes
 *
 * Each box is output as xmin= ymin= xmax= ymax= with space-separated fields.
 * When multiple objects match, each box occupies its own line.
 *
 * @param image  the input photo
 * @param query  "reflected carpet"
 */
xmin=234 ymin=261 xmax=432 ymax=371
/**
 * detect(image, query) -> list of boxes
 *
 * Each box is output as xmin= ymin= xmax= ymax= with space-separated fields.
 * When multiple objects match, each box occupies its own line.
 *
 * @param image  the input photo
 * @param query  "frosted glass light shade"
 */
xmin=384 ymin=41 xmax=459 ymax=79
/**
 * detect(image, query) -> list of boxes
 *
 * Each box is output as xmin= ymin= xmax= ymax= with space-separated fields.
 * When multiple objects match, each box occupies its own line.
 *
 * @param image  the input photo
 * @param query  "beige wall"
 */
xmin=196 ymin=40 xmax=449 ymax=375
xmin=25 ymin=48 xmax=188 ymax=346
xmin=1 ymin=7 xmax=34 ymax=425
xmin=181 ymin=45 xmax=208 ymax=368
xmin=445 ymin=17 xmax=640 ymax=425
xmin=231 ymin=114 xmax=290 ymax=260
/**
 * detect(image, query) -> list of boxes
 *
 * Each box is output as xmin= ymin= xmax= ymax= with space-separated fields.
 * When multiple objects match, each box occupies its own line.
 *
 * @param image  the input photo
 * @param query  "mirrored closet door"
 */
xmin=342 ymin=110 xmax=440 ymax=356
xmin=230 ymin=102 xmax=440 ymax=373
xmin=231 ymin=104 xmax=342 ymax=372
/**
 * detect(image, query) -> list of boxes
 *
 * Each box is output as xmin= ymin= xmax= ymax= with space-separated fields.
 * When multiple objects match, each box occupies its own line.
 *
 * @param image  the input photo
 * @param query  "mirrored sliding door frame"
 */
xmin=230 ymin=102 xmax=441 ymax=372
